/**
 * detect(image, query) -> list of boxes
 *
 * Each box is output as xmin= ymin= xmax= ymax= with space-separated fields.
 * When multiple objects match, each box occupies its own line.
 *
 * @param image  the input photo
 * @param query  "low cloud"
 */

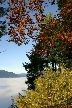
xmin=0 ymin=77 xmax=28 ymax=108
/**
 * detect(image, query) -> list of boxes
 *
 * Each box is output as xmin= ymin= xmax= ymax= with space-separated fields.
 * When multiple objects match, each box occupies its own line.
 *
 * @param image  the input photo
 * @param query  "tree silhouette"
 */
xmin=22 ymin=47 xmax=49 ymax=90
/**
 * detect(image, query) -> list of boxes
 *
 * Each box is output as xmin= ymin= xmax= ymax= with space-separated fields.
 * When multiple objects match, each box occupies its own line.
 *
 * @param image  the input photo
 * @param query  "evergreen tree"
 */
xmin=22 ymin=48 xmax=49 ymax=90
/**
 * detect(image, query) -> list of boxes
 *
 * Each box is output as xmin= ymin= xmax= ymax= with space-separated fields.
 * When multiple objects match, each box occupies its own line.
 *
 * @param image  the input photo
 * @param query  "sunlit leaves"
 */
xmin=7 ymin=0 xmax=72 ymax=46
xmin=57 ymin=0 xmax=72 ymax=43
xmin=7 ymin=0 xmax=48 ymax=45
xmin=12 ymin=66 xmax=72 ymax=108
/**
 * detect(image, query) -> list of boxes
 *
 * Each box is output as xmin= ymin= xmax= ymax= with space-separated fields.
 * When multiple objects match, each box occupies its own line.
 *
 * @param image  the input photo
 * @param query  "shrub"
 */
xmin=12 ymin=65 xmax=72 ymax=108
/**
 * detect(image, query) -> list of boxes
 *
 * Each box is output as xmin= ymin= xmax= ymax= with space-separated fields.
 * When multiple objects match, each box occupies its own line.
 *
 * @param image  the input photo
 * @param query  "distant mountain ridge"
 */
xmin=0 ymin=70 xmax=26 ymax=78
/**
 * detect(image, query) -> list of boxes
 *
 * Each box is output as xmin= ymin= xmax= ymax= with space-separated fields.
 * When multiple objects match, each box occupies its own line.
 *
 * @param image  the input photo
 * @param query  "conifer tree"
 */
xmin=22 ymin=46 xmax=49 ymax=90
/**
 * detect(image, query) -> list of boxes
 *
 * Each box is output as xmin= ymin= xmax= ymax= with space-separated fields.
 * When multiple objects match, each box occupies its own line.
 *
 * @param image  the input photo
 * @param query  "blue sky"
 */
xmin=0 ymin=0 xmax=59 ymax=74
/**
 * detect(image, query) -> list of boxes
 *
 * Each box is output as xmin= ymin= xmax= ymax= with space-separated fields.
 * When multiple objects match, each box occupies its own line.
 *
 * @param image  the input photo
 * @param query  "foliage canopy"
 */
xmin=11 ymin=66 xmax=72 ymax=108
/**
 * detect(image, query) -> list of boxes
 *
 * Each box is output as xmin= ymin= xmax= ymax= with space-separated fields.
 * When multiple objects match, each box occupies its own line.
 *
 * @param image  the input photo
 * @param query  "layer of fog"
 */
xmin=0 ymin=77 xmax=28 ymax=108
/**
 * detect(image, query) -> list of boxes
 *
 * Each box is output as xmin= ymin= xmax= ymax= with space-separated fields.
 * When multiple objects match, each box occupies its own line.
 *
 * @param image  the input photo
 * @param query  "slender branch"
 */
xmin=0 ymin=49 xmax=7 ymax=53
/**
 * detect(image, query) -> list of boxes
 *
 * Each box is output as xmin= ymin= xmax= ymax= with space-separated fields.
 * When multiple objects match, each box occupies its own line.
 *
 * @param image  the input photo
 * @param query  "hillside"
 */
xmin=0 ymin=70 xmax=26 ymax=78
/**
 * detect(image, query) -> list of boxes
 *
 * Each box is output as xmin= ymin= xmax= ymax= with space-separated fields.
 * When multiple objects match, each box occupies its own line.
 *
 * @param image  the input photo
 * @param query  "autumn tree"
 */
xmin=31 ymin=12 xmax=71 ymax=71
xmin=7 ymin=0 xmax=72 ymax=44
xmin=7 ymin=0 xmax=72 ymax=69
xmin=10 ymin=65 xmax=72 ymax=108
xmin=7 ymin=0 xmax=55 ymax=45
xmin=56 ymin=0 xmax=72 ymax=69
